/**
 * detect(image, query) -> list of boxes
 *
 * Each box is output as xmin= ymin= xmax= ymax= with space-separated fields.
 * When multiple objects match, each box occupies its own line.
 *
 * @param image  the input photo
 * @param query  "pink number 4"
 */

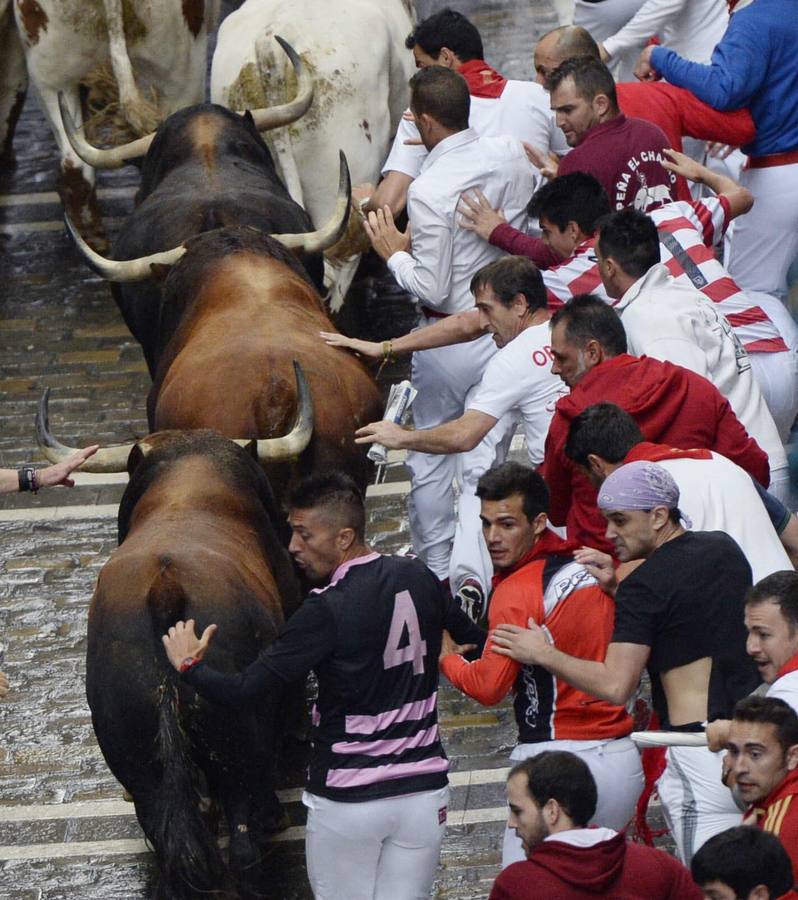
xmin=383 ymin=590 xmax=428 ymax=675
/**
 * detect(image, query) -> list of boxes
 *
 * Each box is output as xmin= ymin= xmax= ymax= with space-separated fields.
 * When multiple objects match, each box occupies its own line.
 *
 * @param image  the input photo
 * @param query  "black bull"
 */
xmin=88 ymin=430 xmax=301 ymax=899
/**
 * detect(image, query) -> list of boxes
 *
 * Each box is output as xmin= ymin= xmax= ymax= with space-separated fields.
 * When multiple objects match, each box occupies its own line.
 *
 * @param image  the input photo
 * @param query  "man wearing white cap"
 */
xmin=492 ymin=460 xmax=759 ymax=863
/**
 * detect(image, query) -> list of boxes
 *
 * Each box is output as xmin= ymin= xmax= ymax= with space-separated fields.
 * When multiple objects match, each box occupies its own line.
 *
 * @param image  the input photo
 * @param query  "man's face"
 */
xmin=551 ymin=77 xmax=601 ymax=146
xmin=287 ymin=507 xmax=346 ymax=583
xmin=699 ymin=882 xmax=746 ymax=900
xmin=475 ymin=285 xmax=525 ymax=348
xmin=480 ymin=494 xmax=541 ymax=570
xmin=533 ymin=34 xmax=562 ymax=86
xmin=550 ymin=320 xmax=592 ymax=388
xmin=506 ymin=772 xmax=549 ymax=856
xmin=412 ymin=45 xmax=442 ymax=68
xmin=602 ymin=508 xmax=659 ymax=562
xmin=726 ymin=720 xmax=793 ymax=805
xmin=540 ymin=215 xmax=578 ymax=260
xmin=745 ymin=600 xmax=798 ymax=684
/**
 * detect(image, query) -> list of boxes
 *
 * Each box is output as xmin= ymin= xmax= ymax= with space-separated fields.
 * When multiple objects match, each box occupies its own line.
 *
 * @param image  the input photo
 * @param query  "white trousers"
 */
xmin=728 ymin=163 xmax=798 ymax=302
xmin=408 ymin=335 xmax=509 ymax=590
xmin=573 ymin=0 xmax=649 ymax=82
xmin=303 ymin=787 xmax=449 ymax=900
xmin=502 ymin=737 xmax=644 ymax=867
xmin=657 ymin=745 xmax=743 ymax=866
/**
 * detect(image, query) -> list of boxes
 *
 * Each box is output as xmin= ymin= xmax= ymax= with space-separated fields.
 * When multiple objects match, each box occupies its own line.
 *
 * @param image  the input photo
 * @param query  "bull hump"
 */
xmin=17 ymin=0 xmax=49 ymax=45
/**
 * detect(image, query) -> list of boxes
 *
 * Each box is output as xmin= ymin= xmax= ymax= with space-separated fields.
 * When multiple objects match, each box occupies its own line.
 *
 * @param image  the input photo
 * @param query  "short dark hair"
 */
xmin=546 ymin=56 xmax=618 ymax=114
xmin=597 ymin=209 xmax=661 ymax=278
xmin=747 ymin=571 xmax=798 ymax=631
xmin=550 ymin=293 xmax=627 ymax=356
xmin=509 ymin=751 xmax=597 ymax=827
xmin=287 ymin=471 xmax=365 ymax=541
xmin=405 ymin=9 xmax=484 ymax=62
xmin=470 ymin=257 xmax=547 ymax=312
xmin=732 ymin=696 xmax=798 ymax=755
xmin=527 ymin=172 xmax=610 ymax=237
xmin=409 ymin=66 xmax=470 ymax=132
xmin=691 ymin=826 xmax=795 ymax=898
xmin=476 ymin=461 xmax=549 ymax=523
xmin=564 ymin=403 xmax=643 ymax=468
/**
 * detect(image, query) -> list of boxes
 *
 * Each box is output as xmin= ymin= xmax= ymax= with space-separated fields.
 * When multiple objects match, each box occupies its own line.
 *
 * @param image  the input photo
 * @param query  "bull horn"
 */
xmin=271 ymin=151 xmax=351 ymax=253
xmin=64 ymin=212 xmax=186 ymax=281
xmin=233 ymin=361 xmax=313 ymax=461
xmin=36 ymin=388 xmax=140 ymax=472
xmin=58 ymin=92 xmax=155 ymax=170
xmin=249 ymin=36 xmax=315 ymax=132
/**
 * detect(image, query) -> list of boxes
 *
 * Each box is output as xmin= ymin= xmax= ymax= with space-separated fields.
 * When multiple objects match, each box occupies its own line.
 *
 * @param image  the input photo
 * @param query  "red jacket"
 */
xmin=541 ymin=354 xmax=769 ymax=553
xmin=743 ymin=767 xmax=798 ymax=881
xmin=489 ymin=829 xmax=703 ymax=899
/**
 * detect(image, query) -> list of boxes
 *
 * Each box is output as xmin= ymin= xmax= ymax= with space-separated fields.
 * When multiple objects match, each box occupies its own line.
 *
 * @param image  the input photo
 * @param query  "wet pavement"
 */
xmin=0 ymin=2 xmax=670 ymax=897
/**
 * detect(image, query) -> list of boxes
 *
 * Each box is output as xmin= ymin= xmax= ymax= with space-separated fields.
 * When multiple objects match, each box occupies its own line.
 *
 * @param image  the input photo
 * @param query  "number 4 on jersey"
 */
xmin=383 ymin=590 xmax=428 ymax=675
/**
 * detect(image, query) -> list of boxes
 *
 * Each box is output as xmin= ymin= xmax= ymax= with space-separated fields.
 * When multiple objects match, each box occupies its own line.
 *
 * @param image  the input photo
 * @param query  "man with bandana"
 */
xmin=492 ymin=461 xmax=759 ymax=863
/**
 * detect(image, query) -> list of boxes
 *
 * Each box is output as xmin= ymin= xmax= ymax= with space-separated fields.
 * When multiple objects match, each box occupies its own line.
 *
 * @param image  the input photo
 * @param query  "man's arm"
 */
xmin=491 ymin=619 xmax=649 ymax=707
xmin=661 ymin=149 xmax=753 ymax=220
xmin=711 ymin=395 xmax=770 ymax=488
xmin=366 ymin=171 xmax=415 ymax=219
xmin=539 ymin=418 xmax=572 ymax=527
xmin=355 ymin=409 xmax=498 ymax=455
xmin=601 ymin=0 xmax=687 ymax=61
xmin=0 ymin=445 xmax=100 ymax=494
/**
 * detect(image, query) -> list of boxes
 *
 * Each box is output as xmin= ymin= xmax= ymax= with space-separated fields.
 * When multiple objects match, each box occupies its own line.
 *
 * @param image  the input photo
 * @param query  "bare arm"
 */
xmin=0 ymin=445 xmax=100 ymax=494
xmin=778 ymin=513 xmax=798 ymax=569
xmin=662 ymin=148 xmax=753 ymax=220
xmin=491 ymin=619 xmax=649 ymax=707
xmin=355 ymin=409 xmax=498 ymax=454
xmin=365 ymin=171 xmax=415 ymax=218
xmin=320 ymin=309 xmax=484 ymax=358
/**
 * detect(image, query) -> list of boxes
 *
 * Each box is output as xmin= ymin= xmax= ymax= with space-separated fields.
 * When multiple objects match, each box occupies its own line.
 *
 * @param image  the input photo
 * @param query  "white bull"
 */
xmin=211 ymin=0 xmax=415 ymax=310
xmin=3 ymin=0 xmax=212 ymax=243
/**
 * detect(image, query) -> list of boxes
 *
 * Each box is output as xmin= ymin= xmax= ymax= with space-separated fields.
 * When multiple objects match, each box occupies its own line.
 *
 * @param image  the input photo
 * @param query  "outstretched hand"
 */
xmin=319 ymin=331 xmax=382 ymax=358
xmin=458 ymin=189 xmax=507 ymax=240
xmin=354 ymin=420 xmax=408 ymax=449
xmin=661 ymin=148 xmax=706 ymax=183
xmin=522 ymin=143 xmax=559 ymax=180
xmin=38 ymin=445 xmax=100 ymax=488
xmin=363 ymin=206 xmax=411 ymax=261
xmin=162 ymin=619 xmax=217 ymax=671
xmin=491 ymin=618 xmax=552 ymax=665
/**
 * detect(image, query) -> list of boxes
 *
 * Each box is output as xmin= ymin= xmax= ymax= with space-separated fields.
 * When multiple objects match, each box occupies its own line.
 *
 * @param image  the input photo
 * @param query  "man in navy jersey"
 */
xmin=162 ymin=471 xmax=483 ymax=900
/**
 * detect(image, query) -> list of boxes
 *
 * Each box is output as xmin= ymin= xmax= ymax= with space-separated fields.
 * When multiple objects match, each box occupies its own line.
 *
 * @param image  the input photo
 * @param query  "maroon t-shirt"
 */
xmin=558 ymin=114 xmax=684 ymax=208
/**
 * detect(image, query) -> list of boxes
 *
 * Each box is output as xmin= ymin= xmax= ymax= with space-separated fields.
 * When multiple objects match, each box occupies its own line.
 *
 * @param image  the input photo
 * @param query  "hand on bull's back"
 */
xmin=162 ymin=619 xmax=217 ymax=672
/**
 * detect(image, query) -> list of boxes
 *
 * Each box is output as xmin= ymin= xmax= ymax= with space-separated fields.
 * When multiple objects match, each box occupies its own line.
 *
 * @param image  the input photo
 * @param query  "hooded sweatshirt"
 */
xmin=541 ymin=354 xmax=769 ymax=554
xmin=489 ymin=828 xmax=703 ymax=899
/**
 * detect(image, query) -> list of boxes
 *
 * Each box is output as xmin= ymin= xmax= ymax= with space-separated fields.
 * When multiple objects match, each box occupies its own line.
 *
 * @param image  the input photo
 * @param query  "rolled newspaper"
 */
xmin=368 ymin=380 xmax=418 ymax=465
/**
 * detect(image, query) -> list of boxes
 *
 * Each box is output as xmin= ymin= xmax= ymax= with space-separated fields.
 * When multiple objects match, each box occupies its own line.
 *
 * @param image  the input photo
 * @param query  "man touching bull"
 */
xmin=163 ymin=471 xmax=484 ymax=900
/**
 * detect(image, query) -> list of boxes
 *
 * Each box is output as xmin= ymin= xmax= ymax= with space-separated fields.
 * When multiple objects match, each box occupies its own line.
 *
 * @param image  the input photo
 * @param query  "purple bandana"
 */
xmin=598 ymin=461 xmax=691 ymax=527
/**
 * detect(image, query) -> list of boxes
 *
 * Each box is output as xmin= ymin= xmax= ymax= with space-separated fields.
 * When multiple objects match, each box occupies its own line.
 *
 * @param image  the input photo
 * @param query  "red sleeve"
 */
xmin=672 ymin=85 xmax=756 ymax=147
xmin=775 ymin=801 xmax=798 ymax=881
xmin=540 ymin=412 xmax=572 ymax=527
xmin=489 ymin=223 xmax=561 ymax=269
xmin=441 ymin=578 xmax=535 ymax=706
xmin=712 ymin=396 xmax=770 ymax=488
xmin=662 ymin=854 xmax=705 ymax=900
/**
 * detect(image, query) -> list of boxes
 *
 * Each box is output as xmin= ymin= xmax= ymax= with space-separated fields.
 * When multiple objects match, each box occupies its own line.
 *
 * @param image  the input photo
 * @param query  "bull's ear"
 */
xmin=127 ymin=443 xmax=146 ymax=476
xmin=149 ymin=263 xmax=171 ymax=282
xmin=243 ymin=439 xmax=258 ymax=461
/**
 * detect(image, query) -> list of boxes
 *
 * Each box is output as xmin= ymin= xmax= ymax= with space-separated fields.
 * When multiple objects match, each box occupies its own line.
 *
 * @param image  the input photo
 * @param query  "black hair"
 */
xmin=470 ymin=257 xmax=547 ymax=312
xmin=405 ymin=9 xmax=484 ymax=62
xmin=597 ymin=208 xmax=661 ymax=278
xmin=476 ymin=461 xmax=549 ymax=523
xmin=509 ymin=751 xmax=597 ymax=827
xmin=746 ymin=571 xmax=798 ymax=632
xmin=546 ymin=56 xmax=618 ymax=113
xmin=549 ymin=294 xmax=627 ymax=356
xmin=409 ymin=66 xmax=470 ymax=132
xmin=287 ymin=470 xmax=365 ymax=541
xmin=732 ymin=695 xmax=798 ymax=756
xmin=691 ymin=826 xmax=795 ymax=898
xmin=527 ymin=172 xmax=610 ymax=236
xmin=564 ymin=403 xmax=643 ymax=468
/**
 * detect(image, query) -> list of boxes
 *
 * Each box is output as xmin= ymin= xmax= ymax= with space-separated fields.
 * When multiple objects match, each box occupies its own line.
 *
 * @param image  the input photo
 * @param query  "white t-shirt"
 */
xmin=382 ymin=79 xmax=565 ymax=181
xmin=768 ymin=668 xmax=798 ymax=713
xmin=654 ymin=452 xmax=791 ymax=583
xmin=387 ymin=129 xmax=537 ymax=314
xmin=466 ymin=322 xmax=567 ymax=466
xmin=616 ymin=264 xmax=787 ymax=474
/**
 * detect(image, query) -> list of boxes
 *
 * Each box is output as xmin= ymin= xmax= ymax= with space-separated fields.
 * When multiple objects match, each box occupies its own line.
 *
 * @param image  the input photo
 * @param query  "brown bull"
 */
xmin=87 ymin=429 xmax=302 ymax=899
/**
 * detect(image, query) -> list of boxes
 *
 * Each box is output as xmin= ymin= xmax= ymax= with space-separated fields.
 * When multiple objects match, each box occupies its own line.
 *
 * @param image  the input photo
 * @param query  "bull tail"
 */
xmin=146 ymin=556 xmax=187 ymax=630
xmin=101 ymin=0 xmax=161 ymax=135
xmin=148 ymin=682 xmax=235 ymax=900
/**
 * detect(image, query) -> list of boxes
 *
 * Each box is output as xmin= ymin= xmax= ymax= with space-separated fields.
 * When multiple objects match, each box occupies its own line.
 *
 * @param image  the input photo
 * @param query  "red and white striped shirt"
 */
xmin=542 ymin=198 xmax=786 ymax=353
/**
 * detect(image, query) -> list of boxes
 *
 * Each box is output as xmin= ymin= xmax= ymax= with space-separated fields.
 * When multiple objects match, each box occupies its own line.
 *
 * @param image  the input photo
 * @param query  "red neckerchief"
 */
xmin=491 ymin=528 xmax=581 ymax=589
xmin=458 ymin=59 xmax=507 ymax=98
xmin=777 ymin=652 xmax=798 ymax=680
xmin=625 ymin=441 xmax=713 ymax=464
